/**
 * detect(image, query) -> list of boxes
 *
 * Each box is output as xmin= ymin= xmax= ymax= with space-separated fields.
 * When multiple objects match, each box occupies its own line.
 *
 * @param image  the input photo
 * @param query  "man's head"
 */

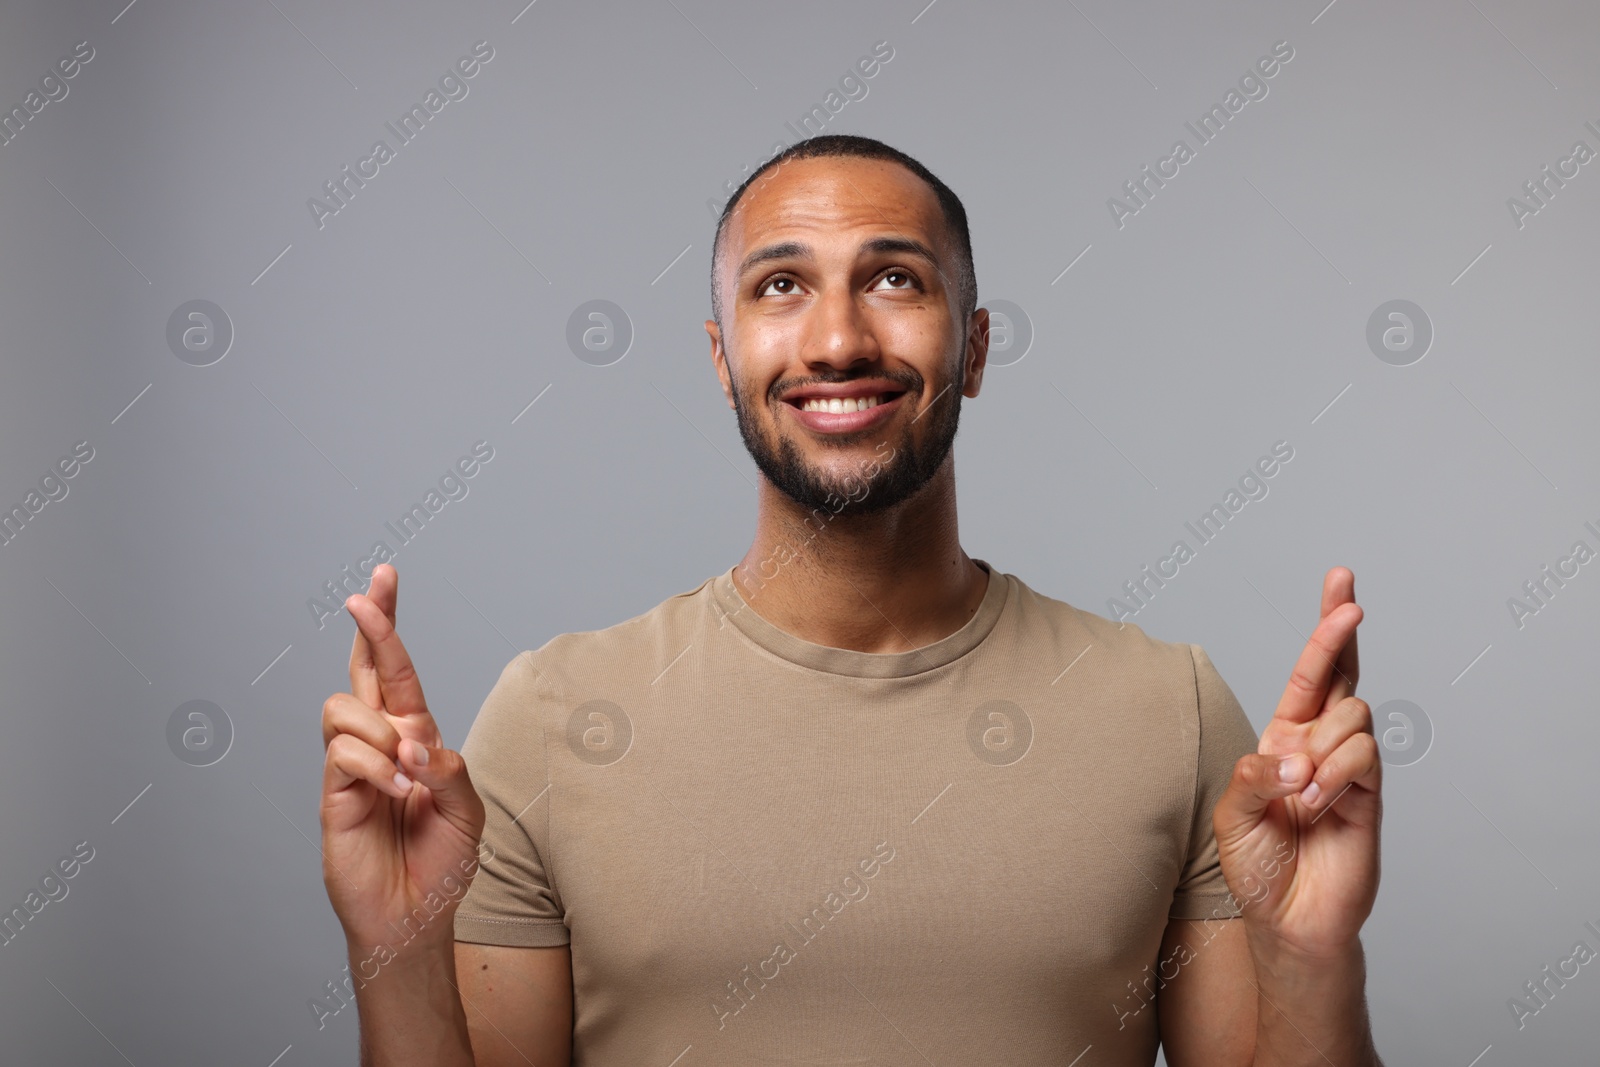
xmin=706 ymin=135 xmax=987 ymax=518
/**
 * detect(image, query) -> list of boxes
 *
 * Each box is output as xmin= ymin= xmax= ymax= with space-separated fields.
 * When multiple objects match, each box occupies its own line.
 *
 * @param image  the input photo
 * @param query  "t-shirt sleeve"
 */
xmin=1168 ymin=643 xmax=1262 ymax=921
xmin=454 ymin=651 xmax=570 ymax=947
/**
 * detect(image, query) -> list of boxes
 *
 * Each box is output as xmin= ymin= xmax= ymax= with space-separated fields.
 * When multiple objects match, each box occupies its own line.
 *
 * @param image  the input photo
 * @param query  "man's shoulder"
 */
xmin=1004 ymin=569 xmax=1200 ymax=677
xmin=512 ymin=572 xmax=719 ymax=690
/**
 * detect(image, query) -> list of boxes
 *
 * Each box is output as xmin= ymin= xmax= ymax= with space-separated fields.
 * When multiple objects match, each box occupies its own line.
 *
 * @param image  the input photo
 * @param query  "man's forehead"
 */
xmin=724 ymin=156 xmax=946 ymax=259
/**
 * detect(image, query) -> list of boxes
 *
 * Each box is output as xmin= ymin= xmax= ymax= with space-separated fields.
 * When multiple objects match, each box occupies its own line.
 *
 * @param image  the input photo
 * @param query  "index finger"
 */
xmin=1273 ymin=599 xmax=1362 ymax=726
xmin=348 ymin=564 xmax=398 ymax=709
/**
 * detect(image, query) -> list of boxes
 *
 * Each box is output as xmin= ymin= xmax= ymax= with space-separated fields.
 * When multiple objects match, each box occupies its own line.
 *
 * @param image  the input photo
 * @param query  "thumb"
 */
xmin=398 ymin=738 xmax=484 ymax=837
xmin=1214 ymin=751 xmax=1312 ymax=845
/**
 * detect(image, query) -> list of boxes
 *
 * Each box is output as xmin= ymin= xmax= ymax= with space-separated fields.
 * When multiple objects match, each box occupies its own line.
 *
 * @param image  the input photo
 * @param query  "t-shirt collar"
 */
xmin=709 ymin=559 xmax=1010 ymax=679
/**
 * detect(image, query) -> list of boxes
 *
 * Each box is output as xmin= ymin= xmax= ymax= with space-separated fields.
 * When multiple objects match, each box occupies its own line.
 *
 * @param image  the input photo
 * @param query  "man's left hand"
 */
xmin=1212 ymin=566 xmax=1383 ymax=959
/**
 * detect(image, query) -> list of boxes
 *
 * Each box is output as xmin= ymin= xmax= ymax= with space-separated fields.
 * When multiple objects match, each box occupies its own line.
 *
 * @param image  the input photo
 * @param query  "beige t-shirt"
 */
xmin=455 ymin=561 xmax=1259 ymax=1065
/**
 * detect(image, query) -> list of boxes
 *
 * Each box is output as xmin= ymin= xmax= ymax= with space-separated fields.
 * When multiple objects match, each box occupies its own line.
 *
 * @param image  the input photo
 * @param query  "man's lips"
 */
xmin=777 ymin=379 xmax=908 ymax=403
xmin=781 ymin=389 xmax=906 ymax=434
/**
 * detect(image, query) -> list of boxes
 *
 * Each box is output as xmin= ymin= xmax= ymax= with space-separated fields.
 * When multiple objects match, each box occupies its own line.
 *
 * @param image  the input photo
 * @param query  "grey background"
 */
xmin=1 ymin=0 xmax=1596 ymax=1062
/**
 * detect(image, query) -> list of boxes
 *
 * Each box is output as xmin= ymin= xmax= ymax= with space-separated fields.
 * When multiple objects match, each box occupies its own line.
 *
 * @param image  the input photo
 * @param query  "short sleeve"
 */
xmin=454 ymin=651 xmax=570 ymax=947
xmin=1168 ymin=643 xmax=1261 ymax=920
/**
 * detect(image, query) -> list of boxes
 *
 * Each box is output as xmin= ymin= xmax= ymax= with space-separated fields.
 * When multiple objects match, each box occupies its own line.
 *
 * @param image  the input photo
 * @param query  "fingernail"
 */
xmin=1278 ymin=754 xmax=1305 ymax=783
xmin=410 ymin=742 xmax=429 ymax=767
xmin=393 ymin=771 xmax=413 ymax=792
xmin=1300 ymin=781 xmax=1322 ymax=806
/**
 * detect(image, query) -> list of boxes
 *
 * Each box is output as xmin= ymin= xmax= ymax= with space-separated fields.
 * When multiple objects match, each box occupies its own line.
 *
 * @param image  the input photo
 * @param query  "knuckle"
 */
xmin=1286 ymin=669 xmax=1319 ymax=696
xmin=1325 ymin=733 xmax=1374 ymax=776
xmin=1233 ymin=753 xmax=1260 ymax=785
xmin=434 ymin=746 xmax=458 ymax=775
xmin=326 ymin=732 xmax=365 ymax=763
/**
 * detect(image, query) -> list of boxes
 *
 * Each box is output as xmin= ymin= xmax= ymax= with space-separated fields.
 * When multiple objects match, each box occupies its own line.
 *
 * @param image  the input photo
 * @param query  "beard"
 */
xmin=730 ymin=362 xmax=963 ymax=516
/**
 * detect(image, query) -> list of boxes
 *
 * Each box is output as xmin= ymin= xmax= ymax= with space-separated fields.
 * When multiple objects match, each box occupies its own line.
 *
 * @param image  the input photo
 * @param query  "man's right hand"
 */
xmin=319 ymin=563 xmax=487 ymax=954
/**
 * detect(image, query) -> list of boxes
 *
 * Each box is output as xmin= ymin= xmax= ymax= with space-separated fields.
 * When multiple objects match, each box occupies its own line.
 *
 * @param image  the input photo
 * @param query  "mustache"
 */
xmin=766 ymin=367 xmax=924 ymax=403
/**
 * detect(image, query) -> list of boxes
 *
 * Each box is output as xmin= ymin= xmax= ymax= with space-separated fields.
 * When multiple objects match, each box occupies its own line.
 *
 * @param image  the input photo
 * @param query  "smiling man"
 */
xmin=319 ymin=134 xmax=1385 ymax=1066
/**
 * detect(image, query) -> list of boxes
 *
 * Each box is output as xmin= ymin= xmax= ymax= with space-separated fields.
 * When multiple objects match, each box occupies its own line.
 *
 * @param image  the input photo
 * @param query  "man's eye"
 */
xmin=873 ymin=271 xmax=916 ymax=290
xmin=759 ymin=277 xmax=799 ymax=297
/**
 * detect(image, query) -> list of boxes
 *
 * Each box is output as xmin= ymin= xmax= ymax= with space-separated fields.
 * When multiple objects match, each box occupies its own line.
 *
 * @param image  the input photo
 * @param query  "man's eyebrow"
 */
xmin=860 ymin=236 xmax=940 ymax=265
xmin=735 ymin=236 xmax=941 ymax=279
xmin=737 ymin=241 xmax=809 ymax=278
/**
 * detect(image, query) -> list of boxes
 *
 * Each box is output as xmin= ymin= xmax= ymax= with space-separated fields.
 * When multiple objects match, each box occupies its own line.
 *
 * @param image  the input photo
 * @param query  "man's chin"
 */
xmin=735 ymin=394 xmax=955 ymax=517
xmin=780 ymin=458 xmax=938 ymax=517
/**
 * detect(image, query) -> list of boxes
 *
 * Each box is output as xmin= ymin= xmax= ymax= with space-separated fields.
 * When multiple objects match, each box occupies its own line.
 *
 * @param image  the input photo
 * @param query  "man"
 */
xmin=319 ymin=134 xmax=1384 ymax=1065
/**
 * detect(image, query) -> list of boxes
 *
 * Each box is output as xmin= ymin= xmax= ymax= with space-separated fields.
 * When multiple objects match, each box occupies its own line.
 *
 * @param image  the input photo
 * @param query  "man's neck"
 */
xmin=732 ymin=463 xmax=989 ymax=654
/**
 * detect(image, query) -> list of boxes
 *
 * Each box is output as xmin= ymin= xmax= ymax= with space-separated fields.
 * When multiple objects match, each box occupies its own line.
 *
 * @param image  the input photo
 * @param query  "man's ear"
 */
xmin=962 ymin=306 xmax=989 ymax=398
xmin=707 ymin=318 xmax=736 ymax=410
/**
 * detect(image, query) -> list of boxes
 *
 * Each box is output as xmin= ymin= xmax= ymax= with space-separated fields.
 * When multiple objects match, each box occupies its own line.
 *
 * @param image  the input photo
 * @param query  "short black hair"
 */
xmin=709 ymin=134 xmax=977 ymax=329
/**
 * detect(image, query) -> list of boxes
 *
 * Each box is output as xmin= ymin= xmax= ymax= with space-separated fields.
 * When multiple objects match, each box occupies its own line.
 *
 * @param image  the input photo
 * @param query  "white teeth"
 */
xmin=800 ymin=394 xmax=884 ymax=414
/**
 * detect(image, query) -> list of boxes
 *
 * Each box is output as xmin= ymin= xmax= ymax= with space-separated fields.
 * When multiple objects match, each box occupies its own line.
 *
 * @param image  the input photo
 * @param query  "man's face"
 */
xmin=707 ymin=156 xmax=987 ymax=516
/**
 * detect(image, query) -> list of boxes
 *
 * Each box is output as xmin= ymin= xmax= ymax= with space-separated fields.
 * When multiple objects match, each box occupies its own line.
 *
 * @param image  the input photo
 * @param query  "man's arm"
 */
xmin=1244 ymin=930 xmax=1380 ymax=1066
xmin=1155 ymin=919 xmax=1254 ymax=1066
xmin=454 ymin=943 xmax=573 ymax=1067
xmin=346 ymin=938 xmax=474 ymax=1066
xmin=1156 ymin=917 xmax=1381 ymax=1067
xmin=1185 ymin=567 xmax=1384 ymax=1065
xmin=343 ymin=941 xmax=572 ymax=1067
xmin=319 ymin=565 xmax=574 ymax=1066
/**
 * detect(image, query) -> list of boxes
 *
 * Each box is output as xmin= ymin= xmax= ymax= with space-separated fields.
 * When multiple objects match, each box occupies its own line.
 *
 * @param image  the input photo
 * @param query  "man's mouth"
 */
xmin=779 ymin=385 xmax=909 ymax=434
xmin=792 ymin=393 xmax=895 ymax=414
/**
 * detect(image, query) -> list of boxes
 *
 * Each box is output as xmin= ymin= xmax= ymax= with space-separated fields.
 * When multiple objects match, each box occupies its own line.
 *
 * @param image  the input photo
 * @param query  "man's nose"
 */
xmin=802 ymin=286 xmax=879 ymax=370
